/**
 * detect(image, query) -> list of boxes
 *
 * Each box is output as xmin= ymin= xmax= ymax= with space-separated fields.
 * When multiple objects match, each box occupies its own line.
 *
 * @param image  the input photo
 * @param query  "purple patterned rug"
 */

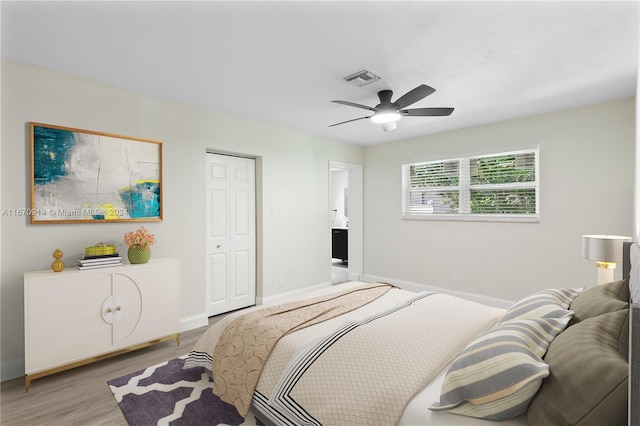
xmin=107 ymin=357 xmax=264 ymax=426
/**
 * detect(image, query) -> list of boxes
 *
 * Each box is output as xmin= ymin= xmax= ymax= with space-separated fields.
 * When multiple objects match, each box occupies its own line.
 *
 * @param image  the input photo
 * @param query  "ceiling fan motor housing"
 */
xmin=377 ymin=90 xmax=394 ymax=105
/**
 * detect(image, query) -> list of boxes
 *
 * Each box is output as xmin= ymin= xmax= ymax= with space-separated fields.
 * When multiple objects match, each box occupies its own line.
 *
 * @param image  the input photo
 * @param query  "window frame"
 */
xmin=402 ymin=146 xmax=540 ymax=223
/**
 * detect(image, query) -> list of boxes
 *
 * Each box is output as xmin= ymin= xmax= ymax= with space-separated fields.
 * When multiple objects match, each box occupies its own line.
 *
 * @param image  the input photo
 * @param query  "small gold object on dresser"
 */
xmin=85 ymin=242 xmax=117 ymax=256
xmin=51 ymin=248 xmax=64 ymax=272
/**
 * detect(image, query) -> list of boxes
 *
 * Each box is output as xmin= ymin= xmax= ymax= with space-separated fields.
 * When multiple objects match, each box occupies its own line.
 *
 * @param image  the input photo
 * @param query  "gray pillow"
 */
xmin=569 ymin=279 xmax=629 ymax=325
xmin=527 ymin=309 xmax=629 ymax=426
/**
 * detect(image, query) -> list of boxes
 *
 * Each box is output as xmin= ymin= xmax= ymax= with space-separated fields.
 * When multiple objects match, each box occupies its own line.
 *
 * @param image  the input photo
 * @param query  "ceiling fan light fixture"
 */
xmin=371 ymin=111 xmax=401 ymax=124
xmin=329 ymin=84 xmax=454 ymax=131
xmin=381 ymin=122 xmax=397 ymax=132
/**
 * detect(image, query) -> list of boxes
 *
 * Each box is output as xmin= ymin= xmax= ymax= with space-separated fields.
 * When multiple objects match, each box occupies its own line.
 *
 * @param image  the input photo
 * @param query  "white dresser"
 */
xmin=24 ymin=258 xmax=180 ymax=391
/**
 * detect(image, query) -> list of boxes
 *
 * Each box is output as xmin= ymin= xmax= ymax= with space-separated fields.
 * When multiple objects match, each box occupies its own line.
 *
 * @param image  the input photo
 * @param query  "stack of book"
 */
xmin=77 ymin=253 xmax=122 ymax=270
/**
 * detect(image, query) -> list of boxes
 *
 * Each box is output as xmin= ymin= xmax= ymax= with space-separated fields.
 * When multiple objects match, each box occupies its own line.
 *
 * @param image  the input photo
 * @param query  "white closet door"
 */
xmin=205 ymin=153 xmax=256 ymax=316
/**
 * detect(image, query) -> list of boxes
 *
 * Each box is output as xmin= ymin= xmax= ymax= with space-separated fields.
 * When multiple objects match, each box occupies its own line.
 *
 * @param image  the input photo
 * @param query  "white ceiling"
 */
xmin=1 ymin=1 xmax=638 ymax=146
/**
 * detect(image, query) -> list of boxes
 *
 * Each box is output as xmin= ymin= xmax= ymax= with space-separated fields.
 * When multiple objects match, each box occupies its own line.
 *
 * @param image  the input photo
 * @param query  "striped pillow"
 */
xmin=429 ymin=315 xmax=572 ymax=420
xmin=500 ymin=288 xmax=582 ymax=323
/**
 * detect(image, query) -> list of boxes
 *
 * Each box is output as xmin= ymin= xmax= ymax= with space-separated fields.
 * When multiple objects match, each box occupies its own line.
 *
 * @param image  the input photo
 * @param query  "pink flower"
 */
xmin=124 ymin=226 xmax=156 ymax=249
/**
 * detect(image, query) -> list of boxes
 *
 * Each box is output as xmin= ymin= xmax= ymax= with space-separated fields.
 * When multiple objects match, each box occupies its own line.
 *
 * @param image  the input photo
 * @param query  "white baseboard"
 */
xmin=258 ymin=281 xmax=332 ymax=305
xmin=361 ymin=274 xmax=515 ymax=309
xmin=259 ymin=276 xmax=515 ymax=309
xmin=1 ymin=358 xmax=24 ymax=383
xmin=179 ymin=313 xmax=209 ymax=332
xmin=348 ymin=271 xmax=361 ymax=282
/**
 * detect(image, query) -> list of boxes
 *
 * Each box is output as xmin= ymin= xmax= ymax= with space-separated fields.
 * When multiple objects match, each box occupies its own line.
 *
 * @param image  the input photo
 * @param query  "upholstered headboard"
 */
xmin=631 ymin=304 xmax=639 ymax=426
xmin=625 ymin=241 xmax=639 ymax=425
xmin=623 ymin=241 xmax=632 ymax=281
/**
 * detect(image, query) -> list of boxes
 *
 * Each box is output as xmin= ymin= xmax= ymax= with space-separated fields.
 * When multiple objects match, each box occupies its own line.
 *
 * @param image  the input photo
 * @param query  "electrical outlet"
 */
xmin=451 ymin=274 xmax=459 ymax=285
xmin=279 ymin=277 xmax=285 ymax=288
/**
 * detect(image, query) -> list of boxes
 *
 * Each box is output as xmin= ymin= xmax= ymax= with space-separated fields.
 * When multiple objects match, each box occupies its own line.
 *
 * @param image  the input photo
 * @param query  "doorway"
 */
xmin=329 ymin=162 xmax=363 ymax=284
xmin=205 ymin=153 xmax=257 ymax=316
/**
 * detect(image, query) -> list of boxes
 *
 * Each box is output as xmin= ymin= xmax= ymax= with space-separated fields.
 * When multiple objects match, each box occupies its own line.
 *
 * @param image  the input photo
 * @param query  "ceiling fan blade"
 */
xmin=400 ymin=107 xmax=454 ymax=117
xmin=328 ymin=116 xmax=372 ymax=127
xmin=394 ymin=84 xmax=436 ymax=109
xmin=331 ymin=100 xmax=377 ymax=112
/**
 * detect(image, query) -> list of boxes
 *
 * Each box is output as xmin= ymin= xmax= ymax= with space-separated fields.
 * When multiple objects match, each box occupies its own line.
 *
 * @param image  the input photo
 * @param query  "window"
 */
xmin=402 ymin=147 xmax=539 ymax=222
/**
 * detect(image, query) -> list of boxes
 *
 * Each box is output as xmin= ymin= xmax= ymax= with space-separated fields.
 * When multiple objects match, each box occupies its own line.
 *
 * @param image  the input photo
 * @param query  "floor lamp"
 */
xmin=582 ymin=235 xmax=632 ymax=285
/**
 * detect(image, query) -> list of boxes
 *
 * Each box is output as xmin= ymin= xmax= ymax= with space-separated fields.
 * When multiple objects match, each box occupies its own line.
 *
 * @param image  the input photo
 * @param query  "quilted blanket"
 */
xmin=265 ymin=291 xmax=504 ymax=425
xmin=211 ymin=282 xmax=394 ymax=416
xmin=185 ymin=282 xmax=505 ymax=425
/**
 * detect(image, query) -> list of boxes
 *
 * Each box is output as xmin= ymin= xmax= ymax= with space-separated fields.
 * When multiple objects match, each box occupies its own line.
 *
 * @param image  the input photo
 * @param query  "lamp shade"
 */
xmin=582 ymin=235 xmax=632 ymax=262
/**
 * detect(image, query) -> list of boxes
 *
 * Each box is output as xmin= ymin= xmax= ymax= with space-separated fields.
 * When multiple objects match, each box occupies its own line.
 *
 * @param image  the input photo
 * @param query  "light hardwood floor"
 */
xmin=1 ymin=317 xmax=219 ymax=426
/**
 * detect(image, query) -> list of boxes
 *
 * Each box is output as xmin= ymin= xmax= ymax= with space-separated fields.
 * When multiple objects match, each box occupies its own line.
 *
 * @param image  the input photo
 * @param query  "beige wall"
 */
xmin=363 ymin=98 xmax=635 ymax=301
xmin=0 ymin=60 xmax=364 ymax=379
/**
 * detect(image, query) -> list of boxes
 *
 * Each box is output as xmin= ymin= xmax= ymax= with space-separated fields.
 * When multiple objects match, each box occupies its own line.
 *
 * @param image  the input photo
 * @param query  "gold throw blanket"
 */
xmin=212 ymin=282 xmax=394 ymax=416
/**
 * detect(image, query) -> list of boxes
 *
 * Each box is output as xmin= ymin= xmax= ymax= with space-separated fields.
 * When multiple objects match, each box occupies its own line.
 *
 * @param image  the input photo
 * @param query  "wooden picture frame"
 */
xmin=30 ymin=122 xmax=162 ymax=224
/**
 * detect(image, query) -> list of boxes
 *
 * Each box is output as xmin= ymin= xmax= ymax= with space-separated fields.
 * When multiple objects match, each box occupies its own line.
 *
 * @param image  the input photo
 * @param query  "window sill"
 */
xmin=401 ymin=214 xmax=540 ymax=223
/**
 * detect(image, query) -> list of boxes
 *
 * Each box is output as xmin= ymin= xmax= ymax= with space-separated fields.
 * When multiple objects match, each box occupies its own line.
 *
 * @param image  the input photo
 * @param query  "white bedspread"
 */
xmin=186 ymin=282 xmax=508 ymax=425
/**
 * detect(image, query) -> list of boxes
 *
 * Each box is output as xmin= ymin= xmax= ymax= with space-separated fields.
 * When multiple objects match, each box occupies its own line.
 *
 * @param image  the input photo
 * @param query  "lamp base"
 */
xmin=595 ymin=261 xmax=616 ymax=285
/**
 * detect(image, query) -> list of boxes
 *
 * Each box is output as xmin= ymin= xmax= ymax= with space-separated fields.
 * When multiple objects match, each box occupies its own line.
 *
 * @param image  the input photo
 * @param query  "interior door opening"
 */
xmin=329 ymin=162 xmax=363 ymax=285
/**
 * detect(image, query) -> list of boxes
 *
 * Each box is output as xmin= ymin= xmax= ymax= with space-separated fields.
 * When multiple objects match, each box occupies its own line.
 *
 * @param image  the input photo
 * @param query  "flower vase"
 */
xmin=128 ymin=246 xmax=151 ymax=264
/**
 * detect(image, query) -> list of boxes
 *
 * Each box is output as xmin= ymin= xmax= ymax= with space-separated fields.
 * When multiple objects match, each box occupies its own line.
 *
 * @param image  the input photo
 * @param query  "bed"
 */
xmin=185 ymin=243 xmax=637 ymax=425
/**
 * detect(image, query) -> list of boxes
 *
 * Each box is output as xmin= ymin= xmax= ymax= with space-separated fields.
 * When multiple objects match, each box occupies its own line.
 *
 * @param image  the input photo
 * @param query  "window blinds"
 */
xmin=402 ymin=148 xmax=539 ymax=221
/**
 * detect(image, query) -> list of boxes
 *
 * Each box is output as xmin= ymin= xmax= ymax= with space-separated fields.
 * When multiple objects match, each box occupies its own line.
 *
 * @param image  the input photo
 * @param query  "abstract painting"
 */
xmin=30 ymin=122 xmax=162 ymax=223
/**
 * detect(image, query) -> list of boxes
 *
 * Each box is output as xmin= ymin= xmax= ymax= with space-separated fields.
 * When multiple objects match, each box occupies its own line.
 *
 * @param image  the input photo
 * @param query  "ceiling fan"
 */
xmin=329 ymin=84 xmax=454 ymax=132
